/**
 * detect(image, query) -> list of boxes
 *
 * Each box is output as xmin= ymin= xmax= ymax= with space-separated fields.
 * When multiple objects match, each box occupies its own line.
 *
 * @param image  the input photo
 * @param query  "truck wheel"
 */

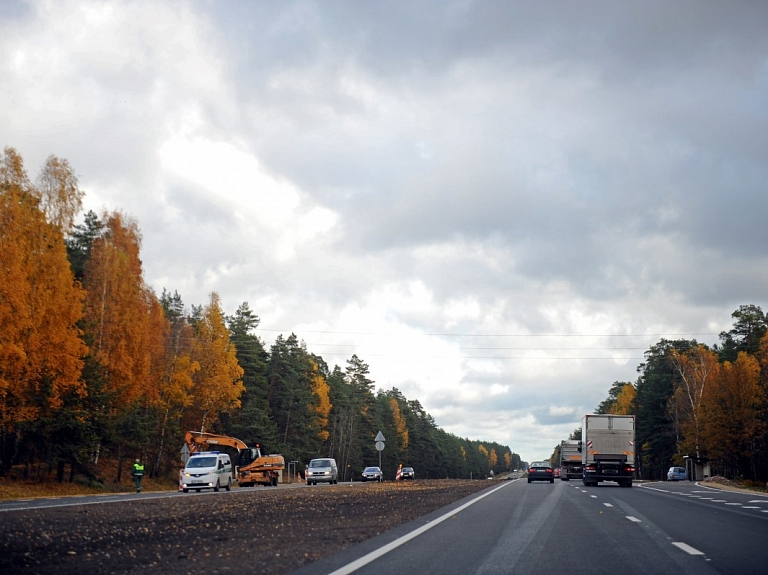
xmin=214 ymin=480 xmax=220 ymax=492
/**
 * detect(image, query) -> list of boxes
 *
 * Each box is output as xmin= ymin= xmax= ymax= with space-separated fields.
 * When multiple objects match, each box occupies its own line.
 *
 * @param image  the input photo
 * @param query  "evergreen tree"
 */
xmin=717 ymin=305 xmax=768 ymax=362
xmin=634 ymin=339 xmax=696 ymax=479
xmin=224 ymin=303 xmax=277 ymax=450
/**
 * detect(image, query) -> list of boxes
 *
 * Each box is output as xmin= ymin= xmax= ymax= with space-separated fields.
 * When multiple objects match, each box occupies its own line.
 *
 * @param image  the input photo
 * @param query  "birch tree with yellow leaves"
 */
xmin=83 ymin=212 xmax=158 ymax=408
xmin=669 ymin=345 xmax=720 ymax=461
xmin=187 ymin=292 xmax=245 ymax=433
xmin=0 ymin=148 xmax=87 ymax=473
xmin=701 ymin=352 xmax=764 ymax=478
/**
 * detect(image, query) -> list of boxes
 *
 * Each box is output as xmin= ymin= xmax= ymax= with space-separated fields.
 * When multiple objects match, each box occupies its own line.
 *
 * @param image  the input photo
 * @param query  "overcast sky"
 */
xmin=3 ymin=0 xmax=768 ymax=463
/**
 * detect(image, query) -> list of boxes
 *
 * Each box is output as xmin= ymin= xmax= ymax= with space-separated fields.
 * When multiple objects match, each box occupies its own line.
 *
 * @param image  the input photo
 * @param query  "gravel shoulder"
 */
xmin=0 ymin=479 xmax=494 ymax=575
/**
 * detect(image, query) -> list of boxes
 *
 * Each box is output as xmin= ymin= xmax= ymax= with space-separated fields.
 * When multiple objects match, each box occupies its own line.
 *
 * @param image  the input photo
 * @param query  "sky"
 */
xmin=3 ymin=0 xmax=768 ymax=463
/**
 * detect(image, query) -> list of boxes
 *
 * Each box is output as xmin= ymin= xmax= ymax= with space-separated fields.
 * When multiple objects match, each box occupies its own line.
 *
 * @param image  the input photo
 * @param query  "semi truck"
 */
xmin=581 ymin=414 xmax=635 ymax=487
xmin=559 ymin=439 xmax=583 ymax=481
xmin=184 ymin=431 xmax=285 ymax=487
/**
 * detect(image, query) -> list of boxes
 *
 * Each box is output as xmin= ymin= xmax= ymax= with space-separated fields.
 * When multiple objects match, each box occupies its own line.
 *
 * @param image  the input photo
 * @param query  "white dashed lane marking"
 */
xmin=672 ymin=542 xmax=705 ymax=556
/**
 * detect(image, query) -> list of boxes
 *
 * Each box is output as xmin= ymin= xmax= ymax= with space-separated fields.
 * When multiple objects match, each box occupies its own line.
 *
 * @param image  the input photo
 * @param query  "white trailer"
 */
xmin=559 ymin=440 xmax=583 ymax=480
xmin=581 ymin=414 xmax=635 ymax=487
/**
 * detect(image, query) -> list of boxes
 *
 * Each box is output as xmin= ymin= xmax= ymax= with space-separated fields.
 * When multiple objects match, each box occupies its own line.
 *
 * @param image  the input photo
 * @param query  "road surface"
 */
xmin=293 ymin=479 xmax=768 ymax=575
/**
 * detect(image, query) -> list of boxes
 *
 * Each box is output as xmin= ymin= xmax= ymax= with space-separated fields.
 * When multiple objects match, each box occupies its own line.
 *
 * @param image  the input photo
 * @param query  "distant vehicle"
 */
xmin=361 ymin=466 xmax=383 ymax=482
xmin=527 ymin=461 xmax=554 ymax=483
xmin=397 ymin=467 xmax=414 ymax=480
xmin=181 ymin=451 xmax=232 ymax=493
xmin=306 ymin=458 xmax=339 ymax=485
xmin=667 ymin=466 xmax=687 ymax=481
xmin=559 ymin=439 xmax=583 ymax=481
xmin=582 ymin=414 xmax=635 ymax=487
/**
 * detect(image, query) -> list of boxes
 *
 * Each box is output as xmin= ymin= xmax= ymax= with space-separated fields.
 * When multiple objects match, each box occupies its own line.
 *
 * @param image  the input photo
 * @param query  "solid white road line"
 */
xmin=327 ymin=481 xmax=513 ymax=575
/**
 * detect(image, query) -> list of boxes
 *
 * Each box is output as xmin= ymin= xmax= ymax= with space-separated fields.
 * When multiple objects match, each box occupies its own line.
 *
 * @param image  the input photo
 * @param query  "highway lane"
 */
xmin=294 ymin=479 xmax=768 ymax=575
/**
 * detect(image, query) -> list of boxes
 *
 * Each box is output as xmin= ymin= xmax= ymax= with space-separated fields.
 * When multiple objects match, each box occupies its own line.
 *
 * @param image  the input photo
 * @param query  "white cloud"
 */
xmin=2 ymin=0 xmax=765 ymax=464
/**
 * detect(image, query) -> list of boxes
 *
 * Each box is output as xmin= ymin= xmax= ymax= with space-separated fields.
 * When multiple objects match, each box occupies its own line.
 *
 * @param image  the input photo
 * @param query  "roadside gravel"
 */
xmin=0 ymin=479 xmax=493 ymax=575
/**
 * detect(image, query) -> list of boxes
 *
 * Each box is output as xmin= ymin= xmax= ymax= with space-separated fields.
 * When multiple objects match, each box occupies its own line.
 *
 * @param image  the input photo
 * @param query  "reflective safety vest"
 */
xmin=133 ymin=463 xmax=145 ymax=476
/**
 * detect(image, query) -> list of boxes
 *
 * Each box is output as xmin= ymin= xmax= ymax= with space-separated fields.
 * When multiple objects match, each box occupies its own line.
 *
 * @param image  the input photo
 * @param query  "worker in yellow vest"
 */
xmin=132 ymin=459 xmax=145 ymax=493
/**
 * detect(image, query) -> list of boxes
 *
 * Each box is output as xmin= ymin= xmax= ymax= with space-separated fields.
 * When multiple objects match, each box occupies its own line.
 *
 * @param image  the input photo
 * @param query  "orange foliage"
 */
xmin=309 ymin=359 xmax=331 ymax=441
xmin=611 ymin=383 xmax=636 ymax=415
xmin=188 ymin=292 xmax=245 ymax=432
xmin=83 ymin=211 xmax=157 ymax=407
xmin=669 ymin=345 xmax=720 ymax=458
xmin=701 ymin=352 xmax=764 ymax=470
xmin=390 ymin=398 xmax=409 ymax=450
xmin=0 ymin=148 xmax=86 ymax=435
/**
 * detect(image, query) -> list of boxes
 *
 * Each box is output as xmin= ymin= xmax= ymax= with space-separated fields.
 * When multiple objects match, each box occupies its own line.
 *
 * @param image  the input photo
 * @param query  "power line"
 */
xmin=259 ymin=329 xmax=718 ymax=338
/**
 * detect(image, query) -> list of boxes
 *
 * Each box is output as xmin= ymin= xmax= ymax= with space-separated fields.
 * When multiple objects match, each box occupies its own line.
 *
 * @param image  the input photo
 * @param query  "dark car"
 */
xmin=528 ymin=461 xmax=554 ymax=483
xmin=361 ymin=466 xmax=383 ymax=482
xmin=398 ymin=466 xmax=415 ymax=480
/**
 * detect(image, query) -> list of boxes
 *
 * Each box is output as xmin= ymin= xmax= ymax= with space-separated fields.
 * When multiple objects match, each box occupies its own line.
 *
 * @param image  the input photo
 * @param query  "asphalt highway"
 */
xmin=293 ymin=479 xmax=768 ymax=575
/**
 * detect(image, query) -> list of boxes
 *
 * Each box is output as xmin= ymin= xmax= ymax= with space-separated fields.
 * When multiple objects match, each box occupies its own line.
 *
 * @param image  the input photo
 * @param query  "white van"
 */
xmin=306 ymin=458 xmax=339 ymax=485
xmin=181 ymin=451 xmax=233 ymax=493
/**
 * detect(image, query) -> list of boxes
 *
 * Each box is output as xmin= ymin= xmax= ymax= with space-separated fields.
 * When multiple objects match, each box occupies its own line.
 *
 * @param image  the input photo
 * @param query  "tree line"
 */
xmin=0 ymin=148 xmax=520 ymax=483
xmin=587 ymin=304 xmax=768 ymax=482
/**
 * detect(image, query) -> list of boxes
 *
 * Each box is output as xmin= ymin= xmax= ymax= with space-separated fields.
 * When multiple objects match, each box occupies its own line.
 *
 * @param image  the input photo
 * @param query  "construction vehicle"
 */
xmin=559 ymin=439 xmax=583 ymax=481
xmin=581 ymin=414 xmax=635 ymax=487
xmin=184 ymin=431 xmax=285 ymax=487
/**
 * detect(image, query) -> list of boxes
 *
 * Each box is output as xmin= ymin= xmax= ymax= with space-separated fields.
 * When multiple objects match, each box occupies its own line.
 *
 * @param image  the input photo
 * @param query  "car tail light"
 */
xmin=624 ymin=466 xmax=635 ymax=473
xmin=528 ymin=468 xmax=534 ymax=473
xmin=586 ymin=464 xmax=596 ymax=471
xmin=547 ymin=469 xmax=552 ymax=473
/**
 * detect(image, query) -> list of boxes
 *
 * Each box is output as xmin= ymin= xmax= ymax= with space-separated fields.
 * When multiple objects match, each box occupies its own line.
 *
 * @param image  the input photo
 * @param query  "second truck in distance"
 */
xmin=559 ymin=439 xmax=583 ymax=481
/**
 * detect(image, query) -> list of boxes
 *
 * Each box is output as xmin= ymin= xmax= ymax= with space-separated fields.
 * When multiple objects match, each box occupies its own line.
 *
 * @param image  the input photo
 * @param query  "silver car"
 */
xmin=667 ymin=466 xmax=687 ymax=481
xmin=361 ymin=466 xmax=383 ymax=482
xmin=306 ymin=458 xmax=339 ymax=485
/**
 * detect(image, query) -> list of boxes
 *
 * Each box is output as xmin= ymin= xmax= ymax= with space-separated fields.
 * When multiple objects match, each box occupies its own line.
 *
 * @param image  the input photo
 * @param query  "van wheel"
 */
xmin=214 ymin=480 xmax=220 ymax=492
xmin=195 ymin=489 xmax=201 ymax=492
xmin=226 ymin=479 xmax=231 ymax=491
xmin=183 ymin=488 xmax=189 ymax=493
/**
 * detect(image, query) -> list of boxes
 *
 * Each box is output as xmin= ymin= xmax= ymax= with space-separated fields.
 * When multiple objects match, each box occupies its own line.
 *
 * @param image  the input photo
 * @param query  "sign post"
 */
xmin=375 ymin=431 xmax=385 ymax=473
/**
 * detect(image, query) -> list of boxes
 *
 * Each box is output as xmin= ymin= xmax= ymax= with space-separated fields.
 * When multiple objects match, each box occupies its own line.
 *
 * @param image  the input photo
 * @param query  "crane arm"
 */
xmin=185 ymin=431 xmax=248 ymax=453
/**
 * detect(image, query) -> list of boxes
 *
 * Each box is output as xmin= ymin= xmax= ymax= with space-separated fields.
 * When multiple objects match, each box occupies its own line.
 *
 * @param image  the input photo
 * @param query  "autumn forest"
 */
xmin=4 ymin=146 xmax=767 ymax=487
xmin=588 ymin=305 xmax=768 ymax=483
xmin=0 ymin=148 xmax=519 ymax=484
